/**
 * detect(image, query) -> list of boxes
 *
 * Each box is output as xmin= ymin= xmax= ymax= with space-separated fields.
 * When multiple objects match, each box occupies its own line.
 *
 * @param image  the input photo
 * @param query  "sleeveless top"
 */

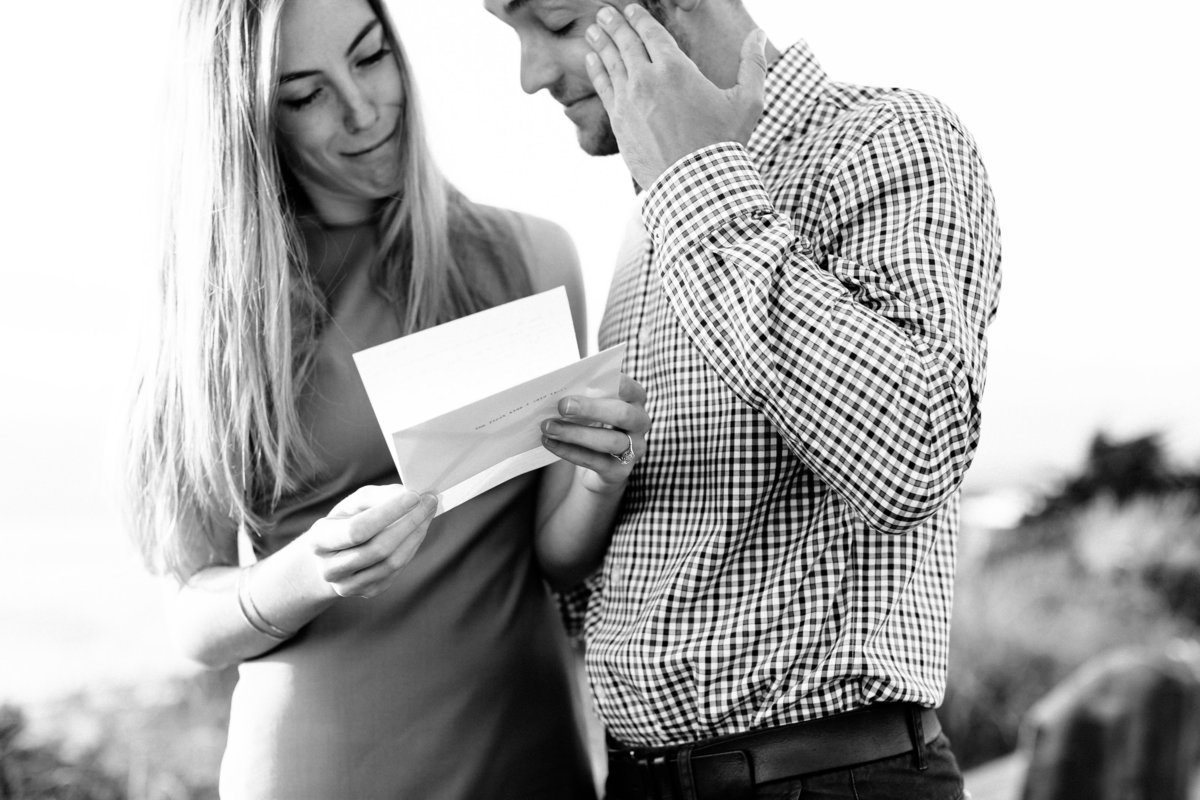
xmin=218 ymin=207 xmax=595 ymax=800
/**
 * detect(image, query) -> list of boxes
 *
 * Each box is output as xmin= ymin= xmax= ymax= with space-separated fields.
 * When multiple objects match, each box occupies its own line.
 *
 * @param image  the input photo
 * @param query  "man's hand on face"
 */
xmin=584 ymin=3 xmax=767 ymax=190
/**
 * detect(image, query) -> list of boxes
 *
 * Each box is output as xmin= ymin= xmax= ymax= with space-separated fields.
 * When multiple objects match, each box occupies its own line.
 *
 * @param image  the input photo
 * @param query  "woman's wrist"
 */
xmin=238 ymin=534 xmax=340 ymax=639
xmin=237 ymin=565 xmax=296 ymax=640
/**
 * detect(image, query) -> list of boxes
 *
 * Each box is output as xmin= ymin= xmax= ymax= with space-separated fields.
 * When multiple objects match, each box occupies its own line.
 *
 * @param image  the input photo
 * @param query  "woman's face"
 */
xmin=275 ymin=0 xmax=404 ymax=224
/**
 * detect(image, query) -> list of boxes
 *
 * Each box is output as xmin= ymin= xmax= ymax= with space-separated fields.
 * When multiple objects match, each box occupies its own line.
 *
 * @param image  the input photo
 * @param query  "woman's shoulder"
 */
xmin=467 ymin=204 xmax=586 ymax=348
xmin=468 ymin=204 xmax=578 ymax=290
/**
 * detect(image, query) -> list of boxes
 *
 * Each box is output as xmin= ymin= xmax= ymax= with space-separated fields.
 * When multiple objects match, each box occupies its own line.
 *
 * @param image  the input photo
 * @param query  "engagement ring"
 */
xmin=610 ymin=433 xmax=636 ymax=466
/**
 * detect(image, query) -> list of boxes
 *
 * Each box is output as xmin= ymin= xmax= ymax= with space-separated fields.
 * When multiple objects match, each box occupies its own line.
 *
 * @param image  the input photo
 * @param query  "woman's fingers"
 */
xmin=326 ymin=519 xmax=432 ymax=598
xmin=314 ymin=486 xmax=427 ymax=552
xmin=540 ymin=375 xmax=650 ymax=473
xmin=555 ymin=395 xmax=649 ymax=435
xmin=320 ymin=495 xmax=436 ymax=577
xmin=542 ymin=436 xmax=630 ymax=475
xmin=542 ymin=419 xmax=640 ymax=461
xmin=325 ymin=483 xmax=408 ymax=519
xmin=619 ymin=373 xmax=647 ymax=406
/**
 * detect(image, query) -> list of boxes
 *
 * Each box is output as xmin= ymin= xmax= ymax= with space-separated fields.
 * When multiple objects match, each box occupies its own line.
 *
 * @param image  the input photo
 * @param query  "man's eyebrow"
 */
xmin=278 ymin=20 xmax=382 ymax=85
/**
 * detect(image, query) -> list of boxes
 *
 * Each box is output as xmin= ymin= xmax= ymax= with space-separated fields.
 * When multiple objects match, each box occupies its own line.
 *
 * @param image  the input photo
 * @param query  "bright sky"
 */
xmin=1 ymin=0 xmax=1197 ymax=532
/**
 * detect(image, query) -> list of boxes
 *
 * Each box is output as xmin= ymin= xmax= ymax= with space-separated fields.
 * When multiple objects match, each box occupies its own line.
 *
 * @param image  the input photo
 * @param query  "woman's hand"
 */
xmin=541 ymin=374 xmax=649 ymax=495
xmin=302 ymin=485 xmax=438 ymax=599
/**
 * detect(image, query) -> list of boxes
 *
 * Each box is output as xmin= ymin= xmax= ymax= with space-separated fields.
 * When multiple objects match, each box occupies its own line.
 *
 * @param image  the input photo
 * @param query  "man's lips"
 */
xmin=343 ymin=126 xmax=396 ymax=157
xmin=560 ymin=93 xmax=596 ymax=109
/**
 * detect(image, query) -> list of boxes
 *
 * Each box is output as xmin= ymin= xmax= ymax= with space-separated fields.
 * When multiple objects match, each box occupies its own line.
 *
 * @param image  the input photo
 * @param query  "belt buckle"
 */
xmin=691 ymin=749 xmax=754 ymax=800
xmin=624 ymin=750 xmax=666 ymax=799
xmin=647 ymin=753 xmax=673 ymax=799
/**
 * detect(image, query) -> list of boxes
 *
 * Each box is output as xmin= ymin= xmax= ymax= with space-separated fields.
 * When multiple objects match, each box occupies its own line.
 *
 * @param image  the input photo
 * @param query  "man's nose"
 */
xmin=519 ymin=41 xmax=560 ymax=95
xmin=342 ymin=82 xmax=379 ymax=132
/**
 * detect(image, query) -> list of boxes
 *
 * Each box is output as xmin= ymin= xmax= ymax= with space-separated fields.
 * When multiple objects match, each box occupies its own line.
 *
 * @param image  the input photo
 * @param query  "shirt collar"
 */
xmin=746 ymin=40 xmax=829 ymax=164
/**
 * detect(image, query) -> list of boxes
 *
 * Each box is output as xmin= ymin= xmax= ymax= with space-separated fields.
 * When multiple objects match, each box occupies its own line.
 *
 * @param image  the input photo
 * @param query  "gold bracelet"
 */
xmin=236 ymin=566 xmax=294 ymax=640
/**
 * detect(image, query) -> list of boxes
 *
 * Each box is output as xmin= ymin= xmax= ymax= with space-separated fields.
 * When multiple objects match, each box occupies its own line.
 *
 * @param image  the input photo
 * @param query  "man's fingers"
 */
xmin=585 ymin=52 xmax=615 ymax=107
xmin=737 ymin=29 xmax=769 ymax=98
xmin=596 ymin=5 xmax=650 ymax=67
xmin=622 ymin=4 xmax=679 ymax=62
xmin=587 ymin=22 xmax=627 ymax=86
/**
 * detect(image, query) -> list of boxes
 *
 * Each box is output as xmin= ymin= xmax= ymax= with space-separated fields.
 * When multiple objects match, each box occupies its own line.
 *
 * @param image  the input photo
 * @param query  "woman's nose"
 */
xmin=342 ymin=82 xmax=379 ymax=133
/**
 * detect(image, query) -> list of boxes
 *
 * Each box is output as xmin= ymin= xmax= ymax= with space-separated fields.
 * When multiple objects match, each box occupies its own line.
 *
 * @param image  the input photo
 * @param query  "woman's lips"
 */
xmin=343 ymin=126 xmax=396 ymax=157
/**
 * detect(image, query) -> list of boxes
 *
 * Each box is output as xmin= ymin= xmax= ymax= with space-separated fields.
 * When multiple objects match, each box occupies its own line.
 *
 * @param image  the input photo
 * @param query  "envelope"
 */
xmin=393 ymin=344 xmax=626 ymax=513
xmin=353 ymin=287 xmax=627 ymax=515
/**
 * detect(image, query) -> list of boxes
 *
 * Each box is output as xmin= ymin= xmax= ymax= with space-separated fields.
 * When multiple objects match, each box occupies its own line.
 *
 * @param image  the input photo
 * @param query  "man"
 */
xmin=487 ymin=1 xmax=1000 ymax=798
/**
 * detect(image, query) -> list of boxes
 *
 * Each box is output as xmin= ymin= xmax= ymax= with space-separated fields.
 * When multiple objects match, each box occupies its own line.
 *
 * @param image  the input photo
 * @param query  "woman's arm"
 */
xmin=535 ymin=376 xmax=648 ymax=589
xmin=513 ymin=212 xmax=650 ymax=589
xmin=166 ymin=485 xmax=436 ymax=669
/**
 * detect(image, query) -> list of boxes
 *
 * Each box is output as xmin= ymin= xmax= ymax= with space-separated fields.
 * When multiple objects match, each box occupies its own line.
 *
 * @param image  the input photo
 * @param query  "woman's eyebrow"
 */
xmin=278 ymin=20 xmax=381 ymax=85
xmin=344 ymin=19 xmax=381 ymax=57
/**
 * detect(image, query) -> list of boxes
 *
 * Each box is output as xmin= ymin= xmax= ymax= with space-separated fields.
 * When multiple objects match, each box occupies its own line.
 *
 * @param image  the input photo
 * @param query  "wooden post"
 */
xmin=1018 ymin=642 xmax=1200 ymax=800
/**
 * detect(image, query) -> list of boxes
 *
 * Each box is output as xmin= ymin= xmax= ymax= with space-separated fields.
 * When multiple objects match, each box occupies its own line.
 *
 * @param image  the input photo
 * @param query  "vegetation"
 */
xmin=0 ymin=670 xmax=234 ymax=800
xmin=942 ymin=431 xmax=1200 ymax=768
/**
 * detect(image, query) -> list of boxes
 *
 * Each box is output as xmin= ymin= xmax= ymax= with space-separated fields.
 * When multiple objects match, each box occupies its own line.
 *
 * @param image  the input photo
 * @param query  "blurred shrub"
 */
xmin=1073 ymin=494 xmax=1200 ymax=623
xmin=943 ymin=495 xmax=1200 ymax=768
xmin=1 ymin=668 xmax=235 ymax=800
xmin=1022 ymin=432 xmax=1199 ymax=526
xmin=0 ymin=705 xmax=123 ymax=800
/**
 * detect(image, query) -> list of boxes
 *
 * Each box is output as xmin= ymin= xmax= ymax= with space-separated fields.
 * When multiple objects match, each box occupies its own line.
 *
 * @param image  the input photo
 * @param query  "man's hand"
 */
xmin=584 ymin=4 xmax=767 ymax=189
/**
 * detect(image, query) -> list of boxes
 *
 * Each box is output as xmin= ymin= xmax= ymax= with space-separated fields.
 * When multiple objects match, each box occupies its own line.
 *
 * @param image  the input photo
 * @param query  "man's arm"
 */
xmin=643 ymin=116 xmax=1000 ymax=534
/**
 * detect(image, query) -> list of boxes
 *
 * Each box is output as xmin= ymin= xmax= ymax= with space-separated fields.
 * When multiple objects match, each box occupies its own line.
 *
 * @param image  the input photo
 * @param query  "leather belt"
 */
xmin=606 ymin=704 xmax=941 ymax=800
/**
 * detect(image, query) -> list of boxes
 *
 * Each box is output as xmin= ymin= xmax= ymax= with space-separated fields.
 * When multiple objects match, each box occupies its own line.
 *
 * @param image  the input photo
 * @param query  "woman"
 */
xmin=124 ymin=0 xmax=648 ymax=797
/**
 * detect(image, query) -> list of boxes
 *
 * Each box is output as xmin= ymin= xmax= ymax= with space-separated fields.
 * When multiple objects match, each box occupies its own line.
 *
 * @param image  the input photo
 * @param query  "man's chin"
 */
xmin=575 ymin=119 xmax=620 ymax=157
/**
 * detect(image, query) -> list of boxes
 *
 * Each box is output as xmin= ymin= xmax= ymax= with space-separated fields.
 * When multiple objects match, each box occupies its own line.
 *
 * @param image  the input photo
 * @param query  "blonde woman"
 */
xmin=125 ymin=0 xmax=649 ymax=796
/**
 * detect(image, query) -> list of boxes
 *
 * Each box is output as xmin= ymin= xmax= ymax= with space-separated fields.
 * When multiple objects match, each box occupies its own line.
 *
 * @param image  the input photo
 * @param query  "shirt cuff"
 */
xmin=640 ymin=142 xmax=775 ymax=252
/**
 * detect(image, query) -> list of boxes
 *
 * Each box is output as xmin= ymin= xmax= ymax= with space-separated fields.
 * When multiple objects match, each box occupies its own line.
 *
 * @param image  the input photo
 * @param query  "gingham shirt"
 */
xmin=576 ymin=41 xmax=1002 ymax=748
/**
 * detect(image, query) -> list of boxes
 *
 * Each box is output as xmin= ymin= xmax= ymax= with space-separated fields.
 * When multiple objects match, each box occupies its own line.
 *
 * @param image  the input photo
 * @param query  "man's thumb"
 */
xmin=736 ymin=29 xmax=768 ymax=95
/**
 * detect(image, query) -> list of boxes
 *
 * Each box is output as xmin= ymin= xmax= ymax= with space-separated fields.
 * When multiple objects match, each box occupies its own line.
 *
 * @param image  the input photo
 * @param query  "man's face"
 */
xmin=485 ymin=0 xmax=631 ymax=155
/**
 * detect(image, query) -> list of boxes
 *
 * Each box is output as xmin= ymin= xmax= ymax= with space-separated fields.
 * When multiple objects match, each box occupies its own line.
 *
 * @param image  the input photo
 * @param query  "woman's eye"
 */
xmin=357 ymin=47 xmax=391 ymax=68
xmin=282 ymin=89 xmax=322 ymax=111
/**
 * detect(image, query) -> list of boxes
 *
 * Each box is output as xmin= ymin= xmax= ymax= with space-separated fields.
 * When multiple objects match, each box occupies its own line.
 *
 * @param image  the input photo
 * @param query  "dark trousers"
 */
xmin=605 ymin=725 xmax=966 ymax=800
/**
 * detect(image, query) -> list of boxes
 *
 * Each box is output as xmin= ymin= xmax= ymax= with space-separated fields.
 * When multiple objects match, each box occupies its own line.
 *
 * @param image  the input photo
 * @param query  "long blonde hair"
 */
xmin=126 ymin=0 xmax=526 ymax=581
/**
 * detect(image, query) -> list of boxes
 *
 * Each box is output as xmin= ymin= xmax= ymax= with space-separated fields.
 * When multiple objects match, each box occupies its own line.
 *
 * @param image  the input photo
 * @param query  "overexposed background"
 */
xmin=1 ymin=0 xmax=1197 ymax=705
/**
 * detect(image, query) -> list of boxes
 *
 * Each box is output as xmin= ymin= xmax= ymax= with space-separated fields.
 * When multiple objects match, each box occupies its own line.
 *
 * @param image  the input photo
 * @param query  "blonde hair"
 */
xmin=126 ymin=0 xmax=525 ymax=581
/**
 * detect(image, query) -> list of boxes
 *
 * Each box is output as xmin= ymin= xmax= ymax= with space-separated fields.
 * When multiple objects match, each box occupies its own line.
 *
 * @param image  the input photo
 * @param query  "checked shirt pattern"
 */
xmin=571 ymin=40 xmax=1002 ymax=749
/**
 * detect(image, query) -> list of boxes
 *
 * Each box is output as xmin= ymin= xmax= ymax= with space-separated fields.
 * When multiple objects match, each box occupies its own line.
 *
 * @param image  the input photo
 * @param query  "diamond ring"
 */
xmin=610 ymin=432 xmax=636 ymax=466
